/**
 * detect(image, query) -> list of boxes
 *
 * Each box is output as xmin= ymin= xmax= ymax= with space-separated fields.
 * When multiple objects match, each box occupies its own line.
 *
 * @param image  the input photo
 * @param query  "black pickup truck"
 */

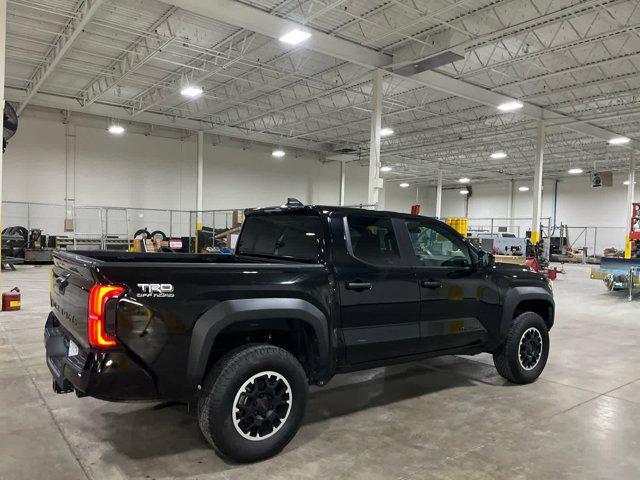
xmin=46 ymin=203 xmax=554 ymax=462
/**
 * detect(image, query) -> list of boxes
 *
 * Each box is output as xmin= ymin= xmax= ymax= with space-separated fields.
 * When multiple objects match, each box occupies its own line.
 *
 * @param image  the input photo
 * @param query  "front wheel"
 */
xmin=493 ymin=312 xmax=549 ymax=384
xmin=197 ymin=344 xmax=308 ymax=462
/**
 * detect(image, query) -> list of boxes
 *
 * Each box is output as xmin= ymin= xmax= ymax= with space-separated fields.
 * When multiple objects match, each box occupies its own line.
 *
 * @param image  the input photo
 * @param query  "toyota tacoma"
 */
xmin=45 ymin=201 xmax=554 ymax=462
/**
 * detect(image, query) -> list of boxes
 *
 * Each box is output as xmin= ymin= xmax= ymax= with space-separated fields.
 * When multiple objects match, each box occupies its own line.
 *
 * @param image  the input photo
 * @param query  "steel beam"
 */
xmin=5 ymin=87 xmax=330 ymax=152
xmin=79 ymin=7 xmax=178 ymax=108
xmin=161 ymin=0 xmax=390 ymax=69
xmin=17 ymin=0 xmax=106 ymax=115
xmin=158 ymin=0 xmax=636 ymax=151
xmin=407 ymin=70 xmax=634 ymax=149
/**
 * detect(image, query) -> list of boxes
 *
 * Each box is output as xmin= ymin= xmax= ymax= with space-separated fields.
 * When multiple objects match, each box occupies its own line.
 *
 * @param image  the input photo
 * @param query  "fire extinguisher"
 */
xmin=2 ymin=287 xmax=21 ymax=311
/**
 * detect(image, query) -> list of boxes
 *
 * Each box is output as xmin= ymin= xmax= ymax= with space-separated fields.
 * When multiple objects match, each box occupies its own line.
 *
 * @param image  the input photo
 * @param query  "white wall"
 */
xmin=3 ymin=114 xmax=635 ymax=252
xmin=417 ymin=176 xmax=635 ymax=251
xmin=2 ymin=115 xmax=417 ymax=236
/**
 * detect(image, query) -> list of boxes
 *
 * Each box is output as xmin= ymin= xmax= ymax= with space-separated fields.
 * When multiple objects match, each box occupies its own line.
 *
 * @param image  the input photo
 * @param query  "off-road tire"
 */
xmin=493 ymin=312 xmax=549 ymax=384
xmin=197 ymin=344 xmax=308 ymax=463
xmin=133 ymin=228 xmax=150 ymax=239
xmin=150 ymin=230 xmax=167 ymax=242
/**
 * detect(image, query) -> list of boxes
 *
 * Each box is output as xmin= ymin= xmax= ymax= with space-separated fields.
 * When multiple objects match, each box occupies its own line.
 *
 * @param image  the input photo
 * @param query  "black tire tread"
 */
xmin=197 ymin=344 xmax=306 ymax=461
xmin=492 ymin=311 xmax=548 ymax=384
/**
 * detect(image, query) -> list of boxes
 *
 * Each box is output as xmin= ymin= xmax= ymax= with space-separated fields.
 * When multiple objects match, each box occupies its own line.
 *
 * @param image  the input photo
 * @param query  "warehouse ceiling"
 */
xmin=5 ymin=0 xmax=640 ymax=186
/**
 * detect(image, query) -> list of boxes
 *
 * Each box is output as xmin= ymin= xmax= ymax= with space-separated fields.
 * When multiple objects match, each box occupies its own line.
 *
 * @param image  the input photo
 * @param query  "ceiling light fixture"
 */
xmin=497 ymin=100 xmax=523 ymax=112
xmin=458 ymin=177 xmax=470 ymax=183
xmin=108 ymin=124 xmax=125 ymax=135
xmin=608 ymin=136 xmax=630 ymax=145
xmin=459 ymin=188 xmax=470 ymax=195
xmin=279 ymin=29 xmax=312 ymax=45
xmin=380 ymin=166 xmax=392 ymax=172
xmin=380 ymin=127 xmax=394 ymax=137
xmin=518 ymin=186 xmax=530 ymax=192
xmin=623 ymin=180 xmax=637 ymax=185
xmin=490 ymin=151 xmax=507 ymax=159
xmin=399 ymin=182 xmax=410 ymax=188
xmin=180 ymin=85 xmax=203 ymax=98
xmin=272 ymin=149 xmax=286 ymax=158
xmin=568 ymin=168 xmax=583 ymax=175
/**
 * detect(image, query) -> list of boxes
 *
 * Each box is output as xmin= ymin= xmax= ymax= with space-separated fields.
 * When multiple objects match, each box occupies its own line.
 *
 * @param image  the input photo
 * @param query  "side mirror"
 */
xmin=480 ymin=250 xmax=495 ymax=268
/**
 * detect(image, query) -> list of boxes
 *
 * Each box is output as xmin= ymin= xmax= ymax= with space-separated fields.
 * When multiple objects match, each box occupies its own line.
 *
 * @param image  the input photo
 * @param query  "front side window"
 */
xmin=346 ymin=215 xmax=400 ymax=265
xmin=406 ymin=221 xmax=471 ymax=268
xmin=236 ymin=214 xmax=323 ymax=262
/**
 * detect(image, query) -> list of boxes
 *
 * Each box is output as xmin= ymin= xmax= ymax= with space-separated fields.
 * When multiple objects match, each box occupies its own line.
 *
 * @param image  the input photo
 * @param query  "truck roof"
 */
xmin=246 ymin=203 xmax=436 ymax=222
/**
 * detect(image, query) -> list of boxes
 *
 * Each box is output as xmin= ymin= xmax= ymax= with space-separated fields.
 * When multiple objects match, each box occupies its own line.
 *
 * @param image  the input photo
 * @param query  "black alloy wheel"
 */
xmin=232 ymin=371 xmax=292 ymax=441
xmin=518 ymin=327 xmax=543 ymax=370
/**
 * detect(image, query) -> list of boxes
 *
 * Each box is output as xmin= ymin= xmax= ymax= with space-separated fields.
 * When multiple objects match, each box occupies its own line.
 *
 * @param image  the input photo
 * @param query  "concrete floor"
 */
xmin=1 ymin=263 xmax=639 ymax=480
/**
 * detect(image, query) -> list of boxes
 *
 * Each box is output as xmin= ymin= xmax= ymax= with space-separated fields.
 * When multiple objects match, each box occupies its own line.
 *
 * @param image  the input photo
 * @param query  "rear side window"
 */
xmin=346 ymin=214 xmax=400 ymax=265
xmin=236 ymin=214 xmax=323 ymax=262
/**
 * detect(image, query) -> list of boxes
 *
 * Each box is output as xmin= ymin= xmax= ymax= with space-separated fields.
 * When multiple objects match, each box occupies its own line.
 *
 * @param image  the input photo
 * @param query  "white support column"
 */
xmin=64 ymin=123 xmax=76 ymax=230
xmin=435 ymin=169 xmax=443 ymax=219
xmin=506 ymin=179 xmax=514 ymax=228
xmin=196 ymin=131 xmax=204 ymax=230
xmin=627 ymin=157 xmax=636 ymax=223
xmin=626 ymin=156 xmax=636 ymax=257
xmin=0 ymin=0 xmax=6 ymax=274
xmin=339 ymin=160 xmax=346 ymax=206
xmin=368 ymin=70 xmax=383 ymax=208
xmin=531 ymin=120 xmax=545 ymax=244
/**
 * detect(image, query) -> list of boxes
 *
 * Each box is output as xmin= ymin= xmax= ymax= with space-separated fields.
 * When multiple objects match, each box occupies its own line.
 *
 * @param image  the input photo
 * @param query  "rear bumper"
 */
xmin=45 ymin=312 xmax=158 ymax=401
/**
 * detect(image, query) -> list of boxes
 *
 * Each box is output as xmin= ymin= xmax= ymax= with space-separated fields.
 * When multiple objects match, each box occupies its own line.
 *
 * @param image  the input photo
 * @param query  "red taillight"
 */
xmin=88 ymin=285 xmax=124 ymax=348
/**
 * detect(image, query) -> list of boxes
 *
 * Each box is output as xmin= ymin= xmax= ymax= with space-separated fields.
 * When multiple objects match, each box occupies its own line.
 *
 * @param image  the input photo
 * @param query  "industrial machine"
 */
xmin=591 ymin=257 xmax=640 ymax=301
xmin=526 ymin=239 xmax=562 ymax=280
xmin=480 ymin=236 xmax=527 ymax=257
xmin=588 ymin=203 xmax=640 ymax=300
xmin=626 ymin=202 xmax=640 ymax=259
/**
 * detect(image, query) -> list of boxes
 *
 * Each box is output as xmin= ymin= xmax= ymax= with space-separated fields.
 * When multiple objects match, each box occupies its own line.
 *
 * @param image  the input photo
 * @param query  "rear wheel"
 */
xmin=197 ymin=344 xmax=308 ymax=462
xmin=493 ymin=312 xmax=549 ymax=384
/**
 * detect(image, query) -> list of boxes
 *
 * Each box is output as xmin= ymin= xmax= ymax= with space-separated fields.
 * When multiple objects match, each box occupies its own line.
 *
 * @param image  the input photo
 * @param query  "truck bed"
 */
xmin=49 ymin=249 xmax=329 ymax=399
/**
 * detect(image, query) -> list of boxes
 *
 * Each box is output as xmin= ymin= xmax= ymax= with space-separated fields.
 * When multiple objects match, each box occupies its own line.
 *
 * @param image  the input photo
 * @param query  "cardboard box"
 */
xmin=232 ymin=210 xmax=245 ymax=227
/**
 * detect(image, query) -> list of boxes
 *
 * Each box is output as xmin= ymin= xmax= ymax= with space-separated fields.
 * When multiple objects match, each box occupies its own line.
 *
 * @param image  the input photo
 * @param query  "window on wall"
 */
xmin=406 ymin=221 xmax=471 ymax=268
xmin=346 ymin=214 xmax=401 ymax=265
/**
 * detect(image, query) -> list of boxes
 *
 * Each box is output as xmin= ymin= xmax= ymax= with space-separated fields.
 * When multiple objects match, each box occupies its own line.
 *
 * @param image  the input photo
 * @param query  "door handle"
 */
xmin=420 ymin=279 xmax=442 ymax=289
xmin=345 ymin=281 xmax=372 ymax=292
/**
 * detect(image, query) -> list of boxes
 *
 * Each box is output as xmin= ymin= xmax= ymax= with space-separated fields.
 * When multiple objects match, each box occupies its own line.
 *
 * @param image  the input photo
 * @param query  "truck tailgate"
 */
xmin=50 ymin=252 xmax=99 ymax=349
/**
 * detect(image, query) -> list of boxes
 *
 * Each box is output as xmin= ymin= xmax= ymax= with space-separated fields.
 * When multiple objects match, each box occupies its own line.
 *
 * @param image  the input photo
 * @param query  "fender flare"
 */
xmin=186 ymin=298 xmax=330 ymax=391
xmin=500 ymin=286 xmax=555 ymax=336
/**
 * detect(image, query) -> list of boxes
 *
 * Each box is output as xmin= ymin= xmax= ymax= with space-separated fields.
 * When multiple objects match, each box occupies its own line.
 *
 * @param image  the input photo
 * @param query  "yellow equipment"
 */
xmin=446 ymin=218 xmax=468 ymax=237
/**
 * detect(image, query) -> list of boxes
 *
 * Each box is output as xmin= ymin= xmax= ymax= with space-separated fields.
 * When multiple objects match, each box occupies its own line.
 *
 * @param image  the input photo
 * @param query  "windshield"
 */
xmin=236 ymin=213 xmax=324 ymax=262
